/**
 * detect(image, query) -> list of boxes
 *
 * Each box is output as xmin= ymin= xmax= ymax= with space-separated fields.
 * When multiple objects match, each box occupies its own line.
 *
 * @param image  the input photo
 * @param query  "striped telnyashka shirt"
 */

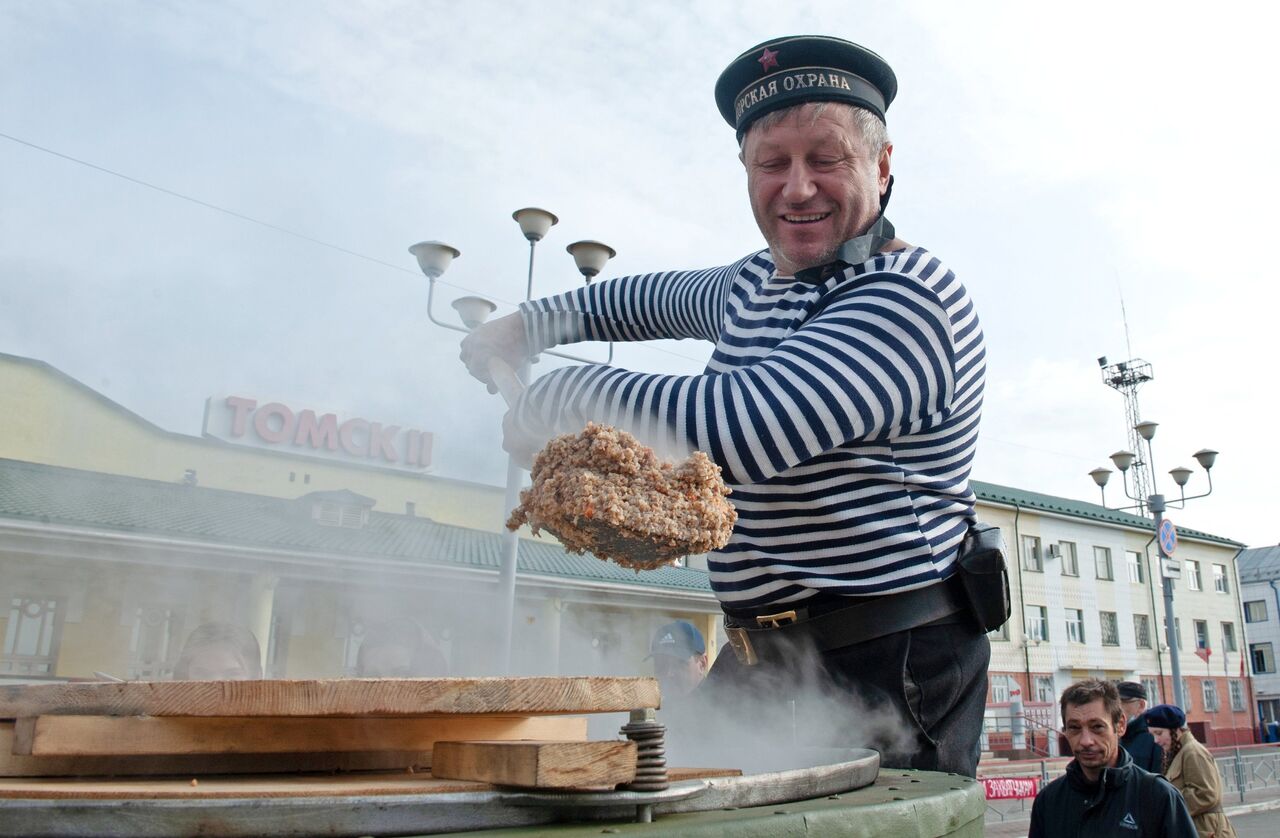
xmin=516 ymin=246 xmax=985 ymax=610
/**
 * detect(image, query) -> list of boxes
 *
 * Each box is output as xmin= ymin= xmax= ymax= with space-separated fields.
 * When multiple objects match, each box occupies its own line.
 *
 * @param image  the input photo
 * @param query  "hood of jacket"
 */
xmin=1122 ymin=714 xmax=1150 ymax=741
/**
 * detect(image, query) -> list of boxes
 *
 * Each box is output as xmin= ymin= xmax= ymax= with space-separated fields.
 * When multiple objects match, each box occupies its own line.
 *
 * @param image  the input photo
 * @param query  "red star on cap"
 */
xmin=757 ymin=47 xmax=779 ymax=72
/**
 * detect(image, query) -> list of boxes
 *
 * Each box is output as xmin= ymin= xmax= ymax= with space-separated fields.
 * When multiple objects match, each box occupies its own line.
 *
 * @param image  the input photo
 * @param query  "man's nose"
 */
xmin=781 ymin=161 xmax=818 ymax=203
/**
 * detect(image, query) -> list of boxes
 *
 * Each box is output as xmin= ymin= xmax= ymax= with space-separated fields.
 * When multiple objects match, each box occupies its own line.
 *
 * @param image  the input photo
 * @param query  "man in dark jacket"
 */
xmin=1029 ymin=679 xmax=1195 ymax=837
xmin=1118 ymin=680 xmax=1163 ymax=773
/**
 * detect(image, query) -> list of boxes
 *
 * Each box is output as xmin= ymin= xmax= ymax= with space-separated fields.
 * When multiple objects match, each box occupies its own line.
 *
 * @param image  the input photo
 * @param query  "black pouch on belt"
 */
xmin=956 ymin=522 xmax=1011 ymax=633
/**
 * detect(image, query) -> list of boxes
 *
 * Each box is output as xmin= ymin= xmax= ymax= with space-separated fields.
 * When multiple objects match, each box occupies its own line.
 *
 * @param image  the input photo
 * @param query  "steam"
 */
xmin=665 ymin=631 xmax=918 ymax=773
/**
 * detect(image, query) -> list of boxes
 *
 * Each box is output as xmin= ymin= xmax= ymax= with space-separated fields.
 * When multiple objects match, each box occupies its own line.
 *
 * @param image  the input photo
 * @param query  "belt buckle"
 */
xmin=724 ymin=626 xmax=759 ymax=666
xmin=755 ymin=609 xmax=797 ymax=629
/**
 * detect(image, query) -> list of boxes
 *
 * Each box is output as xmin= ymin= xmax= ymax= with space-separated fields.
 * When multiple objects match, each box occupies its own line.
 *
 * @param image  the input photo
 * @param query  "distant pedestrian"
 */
xmin=1145 ymin=704 xmax=1237 ymax=838
xmin=1117 ymin=680 xmax=1163 ymax=772
xmin=173 ymin=622 xmax=262 ymax=681
xmin=356 ymin=617 xmax=448 ymax=677
xmin=647 ymin=620 xmax=708 ymax=700
xmin=1029 ymin=678 xmax=1195 ymax=837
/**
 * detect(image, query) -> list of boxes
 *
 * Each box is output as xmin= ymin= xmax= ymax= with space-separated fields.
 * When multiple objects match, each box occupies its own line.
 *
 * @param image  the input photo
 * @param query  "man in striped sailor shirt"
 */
xmin=461 ymin=35 xmax=990 ymax=777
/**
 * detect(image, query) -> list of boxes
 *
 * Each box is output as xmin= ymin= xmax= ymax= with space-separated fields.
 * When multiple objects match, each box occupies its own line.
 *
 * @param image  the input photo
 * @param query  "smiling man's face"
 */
xmin=742 ymin=105 xmax=891 ymax=276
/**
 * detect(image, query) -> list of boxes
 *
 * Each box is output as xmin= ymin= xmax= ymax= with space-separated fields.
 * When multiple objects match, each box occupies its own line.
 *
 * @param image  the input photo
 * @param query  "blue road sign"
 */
xmin=1159 ymin=519 xmax=1178 ymax=555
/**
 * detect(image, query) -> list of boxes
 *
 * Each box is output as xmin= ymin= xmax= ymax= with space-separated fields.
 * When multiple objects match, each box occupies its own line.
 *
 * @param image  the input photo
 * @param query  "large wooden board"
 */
xmin=431 ymin=740 xmax=637 ymax=789
xmin=0 ymin=676 xmax=659 ymax=719
xmin=0 ymin=723 xmax=434 ymax=777
xmin=12 ymin=714 xmax=588 ymax=756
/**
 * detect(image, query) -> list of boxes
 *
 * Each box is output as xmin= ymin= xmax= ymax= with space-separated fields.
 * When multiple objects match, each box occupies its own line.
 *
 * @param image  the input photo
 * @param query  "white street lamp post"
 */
xmin=1091 ymin=425 xmax=1217 ymax=709
xmin=410 ymin=212 xmax=615 ymax=673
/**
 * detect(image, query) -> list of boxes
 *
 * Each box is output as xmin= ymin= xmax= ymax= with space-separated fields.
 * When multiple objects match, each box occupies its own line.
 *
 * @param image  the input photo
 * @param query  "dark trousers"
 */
xmin=699 ymin=615 xmax=991 ymax=777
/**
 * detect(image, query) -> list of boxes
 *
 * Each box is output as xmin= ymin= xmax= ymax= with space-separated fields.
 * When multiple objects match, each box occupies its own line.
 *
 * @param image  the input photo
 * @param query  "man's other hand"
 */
xmin=502 ymin=407 xmax=547 ymax=470
xmin=459 ymin=312 xmax=529 ymax=391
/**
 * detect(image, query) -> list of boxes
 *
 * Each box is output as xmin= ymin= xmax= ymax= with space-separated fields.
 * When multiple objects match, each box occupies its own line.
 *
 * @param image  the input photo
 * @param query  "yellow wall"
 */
xmin=0 ymin=355 xmax=506 ymax=532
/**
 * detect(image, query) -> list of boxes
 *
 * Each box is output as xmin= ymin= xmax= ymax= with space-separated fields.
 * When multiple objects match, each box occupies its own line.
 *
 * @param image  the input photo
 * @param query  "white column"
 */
xmin=246 ymin=573 xmax=278 ymax=674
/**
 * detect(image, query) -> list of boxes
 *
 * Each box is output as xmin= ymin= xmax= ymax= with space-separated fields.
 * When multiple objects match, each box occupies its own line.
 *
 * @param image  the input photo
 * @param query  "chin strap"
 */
xmin=794 ymin=177 xmax=896 ymax=283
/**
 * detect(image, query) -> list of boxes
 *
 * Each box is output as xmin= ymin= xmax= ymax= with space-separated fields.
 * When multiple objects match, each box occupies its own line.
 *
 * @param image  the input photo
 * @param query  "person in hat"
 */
xmin=1144 ymin=704 xmax=1238 ymax=837
xmin=1117 ymin=680 xmax=1163 ymax=772
xmin=461 ymin=35 xmax=989 ymax=775
xmin=1029 ymin=680 xmax=1196 ymax=837
xmin=648 ymin=620 xmax=708 ymax=700
xmin=172 ymin=622 xmax=263 ymax=681
xmin=355 ymin=617 xmax=449 ymax=678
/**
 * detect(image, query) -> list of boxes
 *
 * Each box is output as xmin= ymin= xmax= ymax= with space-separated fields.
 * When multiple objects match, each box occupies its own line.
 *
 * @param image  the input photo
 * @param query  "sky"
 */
xmin=2 ymin=0 xmax=1277 ymax=547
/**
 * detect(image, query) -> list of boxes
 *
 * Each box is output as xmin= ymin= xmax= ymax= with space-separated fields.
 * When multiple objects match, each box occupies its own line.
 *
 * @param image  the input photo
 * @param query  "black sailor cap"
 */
xmin=714 ymin=35 xmax=898 ymax=138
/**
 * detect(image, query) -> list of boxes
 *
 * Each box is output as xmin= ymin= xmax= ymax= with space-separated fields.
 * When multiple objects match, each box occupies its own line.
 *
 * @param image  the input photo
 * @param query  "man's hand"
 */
xmin=501 ymin=408 xmax=544 ymax=470
xmin=459 ymin=312 xmax=529 ymax=392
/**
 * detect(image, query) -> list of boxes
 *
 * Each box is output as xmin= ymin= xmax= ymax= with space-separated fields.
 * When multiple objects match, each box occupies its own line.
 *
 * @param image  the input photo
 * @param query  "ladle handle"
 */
xmin=487 ymin=358 xmax=526 ymax=408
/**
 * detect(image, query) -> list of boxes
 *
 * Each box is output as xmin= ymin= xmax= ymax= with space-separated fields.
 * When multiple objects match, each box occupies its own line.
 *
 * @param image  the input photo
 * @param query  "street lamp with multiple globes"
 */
xmin=409 ymin=209 xmax=616 ymax=674
xmin=1090 ymin=426 xmax=1218 ymax=709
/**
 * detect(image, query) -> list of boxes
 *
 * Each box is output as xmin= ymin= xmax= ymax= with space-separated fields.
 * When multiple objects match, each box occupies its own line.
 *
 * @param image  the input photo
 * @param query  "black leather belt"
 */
xmin=722 ymin=576 xmax=969 ymax=666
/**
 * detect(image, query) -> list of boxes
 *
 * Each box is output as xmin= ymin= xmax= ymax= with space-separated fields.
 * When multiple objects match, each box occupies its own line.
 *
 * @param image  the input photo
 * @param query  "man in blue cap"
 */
xmin=648 ymin=620 xmax=708 ymax=700
xmin=462 ymin=35 xmax=990 ymax=776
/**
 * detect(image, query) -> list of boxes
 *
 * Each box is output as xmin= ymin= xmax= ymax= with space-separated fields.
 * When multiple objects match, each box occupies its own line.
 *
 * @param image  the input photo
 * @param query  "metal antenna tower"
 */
xmin=1098 ymin=356 xmax=1155 ymax=513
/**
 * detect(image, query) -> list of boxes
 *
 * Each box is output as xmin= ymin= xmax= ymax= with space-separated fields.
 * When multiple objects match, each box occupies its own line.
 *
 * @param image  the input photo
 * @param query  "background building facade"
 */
xmin=1238 ymin=546 xmax=1280 ymax=729
xmin=978 ymin=485 xmax=1251 ymax=751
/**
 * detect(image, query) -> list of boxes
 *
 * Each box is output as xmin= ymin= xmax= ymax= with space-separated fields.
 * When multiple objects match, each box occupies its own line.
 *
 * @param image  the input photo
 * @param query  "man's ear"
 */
xmin=696 ymin=653 xmax=709 ymax=674
xmin=1116 ymin=714 xmax=1128 ymax=737
xmin=878 ymin=144 xmax=893 ymax=193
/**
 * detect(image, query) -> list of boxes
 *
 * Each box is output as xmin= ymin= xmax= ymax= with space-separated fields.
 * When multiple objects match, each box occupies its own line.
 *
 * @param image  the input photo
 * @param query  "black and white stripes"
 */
xmin=517 ymin=247 xmax=985 ymax=608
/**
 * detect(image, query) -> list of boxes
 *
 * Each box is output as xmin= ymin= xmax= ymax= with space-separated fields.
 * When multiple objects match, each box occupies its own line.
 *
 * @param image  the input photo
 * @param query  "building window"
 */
xmin=1127 ymin=550 xmax=1145 ymax=584
xmin=1066 ymin=609 xmax=1086 ymax=644
xmin=1252 ymin=643 xmax=1276 ymax=675
xmin=1182 ymin=678 xmax=1194 ymax=711
xmin=989 ymin=621 xmax=1010 ymax=642
xmin=1165 ymin=616 xmax=1183 ymax=647
xmin=127 ymin=605 xmax=184 ymax=680
xmin=1059 ymin=541 xmax=1079 ymax=576
xmin=1134 ymin=614 xmax=1152 ymax=649
xmin=1142 ymin=677 xmax=1161 ymax=705
xmin=1222 ymin=622 xmax=1238 ymax=653
xmin=1025 ymin=604 xmax=1049 ymax=642
xmin=1202 ymin=680 xmax=1219 ymax=712
xmin=1094 ymin=546 xmax=1114 ymax=580
xmin=991 ymin=674 xmax=1013 ymax=703
xmin=1194 ymin=620 xmax=1210 ymax=651
xmin=1022 ymin=535 xmax=1043 ymax=572
xmin=1100 ymin=611 xmax=1120 ymax=646
xmin=1212 ymin=564 xmax=1229 ymax=594
xmin=1035 ymin=676 xmax=1055 ymax=703
xmin=1245 ymin=600 xmax=1269 ymax=623
xmin=1187 ymin=560 xmax=1203 ymax=591
xmin=1 ymin=596 xmax=65 ymax=675
xmin=1230 ymin=680 xmax=1246 ymax=712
